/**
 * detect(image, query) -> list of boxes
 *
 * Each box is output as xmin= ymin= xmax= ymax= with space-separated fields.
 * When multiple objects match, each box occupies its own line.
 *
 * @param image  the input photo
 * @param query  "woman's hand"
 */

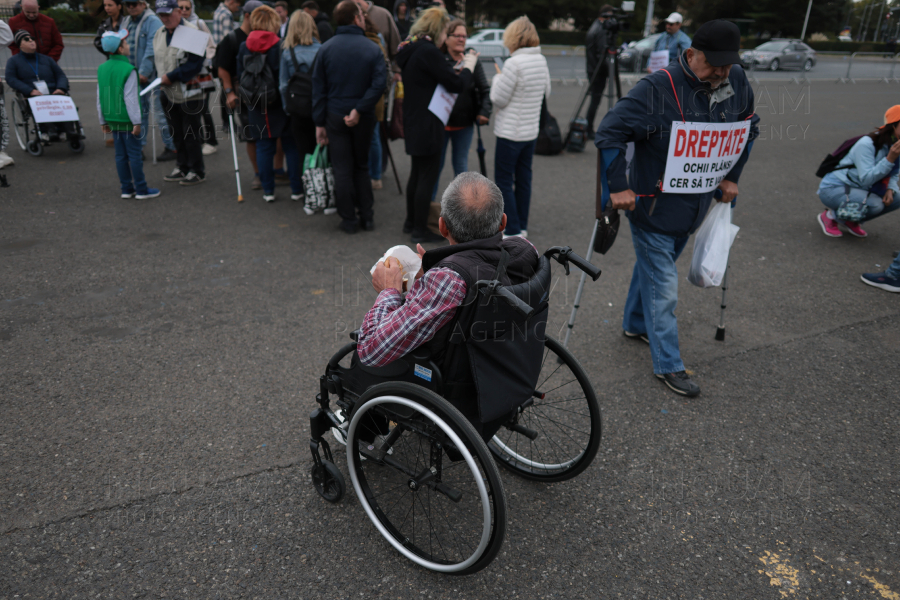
xmin=476 ymin=115 xmax=489 ymax=125
xmin=461 ymin=50 xmax=479 ymax=72
xmin=884 ymin=189 xmax=894 ymax=206
xmin=888 ymin=139 xmax=900 ymax=162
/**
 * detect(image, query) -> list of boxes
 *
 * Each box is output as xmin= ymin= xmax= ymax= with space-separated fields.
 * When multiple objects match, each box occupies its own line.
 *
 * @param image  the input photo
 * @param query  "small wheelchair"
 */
xmin=307 ymin=245 xmax=603 ymax=574
xmin=11 ymin=93 xmax=85 ymax=156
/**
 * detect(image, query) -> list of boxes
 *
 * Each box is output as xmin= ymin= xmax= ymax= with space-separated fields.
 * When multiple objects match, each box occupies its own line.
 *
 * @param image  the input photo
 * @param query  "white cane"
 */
xmin=229 ymin=112 xmax=243 ymax=202
xmin=150 ymin=88 xmax=157 ymax=165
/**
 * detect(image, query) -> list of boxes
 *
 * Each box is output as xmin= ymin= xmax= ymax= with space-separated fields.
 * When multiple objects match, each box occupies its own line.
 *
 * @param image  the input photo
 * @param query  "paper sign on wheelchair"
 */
xmin=662 ymin=121 xmax=751 ymax=194
xmin=170 ymin=25 xmax=210 ymax=56
xmin=28 ymin=96 xmax=79 ymax=124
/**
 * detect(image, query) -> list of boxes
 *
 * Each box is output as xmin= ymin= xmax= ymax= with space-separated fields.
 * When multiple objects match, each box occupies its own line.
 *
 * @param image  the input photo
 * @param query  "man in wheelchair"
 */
xmin=357 ymin=171 xmax=545 ymax=441
xmin=5 ymin=29 xmax=78 ymax=143
xmin=307 ymin=172 xmax=602 ymax=574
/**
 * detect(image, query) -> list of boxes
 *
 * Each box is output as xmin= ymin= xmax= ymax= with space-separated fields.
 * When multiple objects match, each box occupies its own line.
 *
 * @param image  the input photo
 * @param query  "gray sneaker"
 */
xmin=655 ymin=371 xmax=700 ymax=397
xmin=179 ymin=172 xmax=205 ymax=186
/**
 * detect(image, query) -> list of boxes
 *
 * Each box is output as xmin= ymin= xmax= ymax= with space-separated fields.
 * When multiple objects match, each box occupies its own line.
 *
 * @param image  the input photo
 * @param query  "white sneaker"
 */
xmin=520 ymin=229 xmax=528 ymax=238
xmin=263 ymin=194 xmax=275 ymax=203
xmin=323 ymin=207 xmax=337 ymax=215
xmin=291 ymin=192 xmax=304 ymax=202
xmin=201 ymin=143 xmax=217 ymax=155
xmin=0 ymin=151 xmax=14 ymax=168
xmin=331 ymin=409 xmax=348 ymax=446
xmin=303 ymin=206 xmax=315 ymax=215
xmin=121 ymin=192 xmax=135 ymax=199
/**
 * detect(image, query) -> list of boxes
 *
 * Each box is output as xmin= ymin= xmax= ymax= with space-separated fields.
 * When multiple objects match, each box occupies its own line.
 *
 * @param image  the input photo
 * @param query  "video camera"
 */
xmin=601 ymin=1 xmax=635 ymax=48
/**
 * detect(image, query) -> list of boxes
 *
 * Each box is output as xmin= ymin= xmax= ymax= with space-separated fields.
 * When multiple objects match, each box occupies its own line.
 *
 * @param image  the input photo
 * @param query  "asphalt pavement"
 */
xmin=1 ymin=80 xmax=899 ymax=598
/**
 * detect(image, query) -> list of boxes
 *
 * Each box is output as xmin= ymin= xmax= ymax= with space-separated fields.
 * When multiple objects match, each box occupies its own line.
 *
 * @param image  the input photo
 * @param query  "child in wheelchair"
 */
xmin=6 ymin=29 xmax=84 ymax=150
xmin=304 ymin=173 xmax=604 ymax=574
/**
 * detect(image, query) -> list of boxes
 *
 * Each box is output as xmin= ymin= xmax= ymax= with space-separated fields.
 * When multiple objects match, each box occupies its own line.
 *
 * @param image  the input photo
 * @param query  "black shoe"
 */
xmin=402 ymin=221 xmax=413 ymax=234
xmin=624 ymin=330 xmax=649 ymax=344
xmin=156 ymin=149 xmax=177 ymax=162
xmin=179 ymin=172 xmax=205 ymax=186
xmin=164 ymin=168 xmax=187 ymax=182
xmin=360 ymin=217 xmax=375 ymax=231
xmin=411 ymin=229 xmax=445 ymax=244
xmin=339 ymin=220 xmax=359 ymax=234
xmin=655 ymin=371 xmax=700 ymax=397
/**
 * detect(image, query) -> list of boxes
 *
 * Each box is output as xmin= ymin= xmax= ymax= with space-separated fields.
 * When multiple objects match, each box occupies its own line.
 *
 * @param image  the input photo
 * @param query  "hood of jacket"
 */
xmin=246 ymin=30 xmax=279 ymax=53
xmin=395 ymin=37 xmax=430 ymax=69
xmin=313 ymin=11 xmax=329 ymax=24
xmin=392 ymin=0 xmax=410 ymax=22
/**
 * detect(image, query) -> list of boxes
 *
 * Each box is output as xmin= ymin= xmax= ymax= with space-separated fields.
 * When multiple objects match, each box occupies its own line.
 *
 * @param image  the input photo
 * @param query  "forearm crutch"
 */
xmin=228 ymin=112 xmax=243 ymax=202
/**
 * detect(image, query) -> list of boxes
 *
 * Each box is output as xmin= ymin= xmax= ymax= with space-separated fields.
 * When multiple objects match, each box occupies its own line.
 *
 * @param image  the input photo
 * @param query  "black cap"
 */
xmin=691 ymin=19 xmax=741 ymax=67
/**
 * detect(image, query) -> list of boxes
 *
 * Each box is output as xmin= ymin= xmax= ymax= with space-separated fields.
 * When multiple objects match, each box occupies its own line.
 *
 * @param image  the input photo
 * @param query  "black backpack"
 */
xmin=239 ymin=52 xmax=278 ymax=108
xmin=535 ymin=97 xmax=563 ymax=156
xmin=285 ymin=49 xmax=316 ymax=118
xmin=816 ymin=135 xmax=864 ymax=177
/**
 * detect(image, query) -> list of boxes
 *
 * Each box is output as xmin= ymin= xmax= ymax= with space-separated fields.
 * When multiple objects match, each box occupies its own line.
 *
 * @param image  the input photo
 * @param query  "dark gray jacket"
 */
xmin=585 ymin=19 xmax=608 ymax=79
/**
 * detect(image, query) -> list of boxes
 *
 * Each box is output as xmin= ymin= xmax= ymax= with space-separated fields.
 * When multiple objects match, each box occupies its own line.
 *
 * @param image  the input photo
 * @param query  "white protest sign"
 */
xmin=28 ymin=96 xmax=79 ymax=123
xmin=170 ymin=24 xmax=209 ymax=56
xmin=428 ymin=84 xmax=458 ymax=126
xmin=662 ymin=121 xmax=751 ymax=194
xmin=648 ymin=50 xmax=669 ymax=73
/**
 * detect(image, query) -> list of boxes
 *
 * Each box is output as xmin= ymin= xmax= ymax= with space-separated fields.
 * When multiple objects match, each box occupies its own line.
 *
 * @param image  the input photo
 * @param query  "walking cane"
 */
xmin=714 ymin=190 xmax=736 ymax=341
xmin=476 ymin=123 xmax=487 ymax=177
xmin=150 ymin=88 xmax=158 ymax=165
xmin=228 ymin=112 xmax=244 ymax=202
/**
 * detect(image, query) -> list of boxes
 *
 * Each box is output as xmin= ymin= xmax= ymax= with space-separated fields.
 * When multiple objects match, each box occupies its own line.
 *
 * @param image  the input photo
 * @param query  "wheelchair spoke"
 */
xmin=538 ymin=378 xmax=579 ymax=396
xmin=533 ymin=402 xmax=590 ymax=417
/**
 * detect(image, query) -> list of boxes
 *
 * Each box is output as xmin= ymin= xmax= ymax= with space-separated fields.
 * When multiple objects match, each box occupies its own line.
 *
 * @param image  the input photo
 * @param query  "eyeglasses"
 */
xmin=179 ymin=5 xmax=191 ymax=10
xmin=20 ymin=36 xmax=33 ymax=42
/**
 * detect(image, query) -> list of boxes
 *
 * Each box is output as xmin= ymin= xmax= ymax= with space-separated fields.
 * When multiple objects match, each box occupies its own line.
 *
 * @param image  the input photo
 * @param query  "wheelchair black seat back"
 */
xmin=306 ymin=246 xmax=603 ymax=575
xmin=11 ymin=93 xmax=85 ymax=157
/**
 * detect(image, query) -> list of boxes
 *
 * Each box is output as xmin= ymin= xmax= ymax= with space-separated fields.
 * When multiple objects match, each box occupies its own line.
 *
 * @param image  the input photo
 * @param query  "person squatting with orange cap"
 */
xmin=816 ymin=105 xmax=900 ymax=240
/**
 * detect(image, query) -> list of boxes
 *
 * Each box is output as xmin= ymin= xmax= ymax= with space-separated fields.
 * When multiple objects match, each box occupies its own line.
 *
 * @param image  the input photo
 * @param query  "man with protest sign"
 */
xmin=594 ymin=19 xmax=760 ymax=397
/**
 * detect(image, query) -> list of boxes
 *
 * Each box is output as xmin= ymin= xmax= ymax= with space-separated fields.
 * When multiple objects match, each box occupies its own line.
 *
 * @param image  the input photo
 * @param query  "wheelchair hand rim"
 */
xmin=346 ymin=395 xmax=493 ymax=573
xmin=489 ymin=436 xmax=583 ymax=472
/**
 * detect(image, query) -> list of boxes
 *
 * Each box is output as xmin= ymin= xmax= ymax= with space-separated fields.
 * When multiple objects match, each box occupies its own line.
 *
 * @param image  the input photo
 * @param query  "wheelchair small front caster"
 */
xmin=69 ymin=138 xmax=85 ymax=154
xmin=27 ymin=139 xmax=43 ymax=157
xmin=311 ymin=460 xmax=345 ymax=503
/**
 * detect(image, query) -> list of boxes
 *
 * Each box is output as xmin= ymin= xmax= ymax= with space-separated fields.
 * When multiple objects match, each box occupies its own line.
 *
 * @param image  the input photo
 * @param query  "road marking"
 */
xmin=757 ymin=550 xmax=801 ymax=597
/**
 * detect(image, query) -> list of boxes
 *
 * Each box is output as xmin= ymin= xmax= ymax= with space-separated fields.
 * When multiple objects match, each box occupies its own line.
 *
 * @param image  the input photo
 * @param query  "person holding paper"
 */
xmin=153 ymin=0 xmax=206 ymax=186
xmin=653 ymin=13 xmax=692 ymax=66
xmin=594 ymin=20 xmax=760 ymax=398
xmin=311 ymin=0 xmax=386 ymax=234
xmin=490 ymin=16 xmax=550 ymax=239
xmin=395 ymin=7 xmax=475 ymax=243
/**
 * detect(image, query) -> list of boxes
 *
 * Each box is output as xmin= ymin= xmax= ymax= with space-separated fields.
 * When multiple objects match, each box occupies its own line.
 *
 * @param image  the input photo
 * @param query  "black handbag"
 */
xmin=592 ymin=152 xmax=620 ymax=254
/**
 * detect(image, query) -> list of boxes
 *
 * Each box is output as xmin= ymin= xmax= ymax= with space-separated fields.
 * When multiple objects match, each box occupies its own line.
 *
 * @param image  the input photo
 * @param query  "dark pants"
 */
xmin=585 ymin=64 xmax=609 ymax=134
xmin=200 ymin=89 xmax=217 ymax=146
xmin=406 ymin=152 xmax=442 ymax=234
xmin=494 ymin=137 xmax=536 ymax=235
xmin=326 ymin=111 xmax=375 ymax=225
xmin=256 ymin=133 xmax=302 ymax=195
xmin=291 ymin=115 xmax=317 ymax=162
xmin=160 ymin=93 xmax=205 ymax=177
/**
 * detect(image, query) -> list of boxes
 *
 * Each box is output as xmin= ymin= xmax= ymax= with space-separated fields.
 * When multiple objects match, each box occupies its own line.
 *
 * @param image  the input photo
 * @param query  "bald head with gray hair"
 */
xmin=440 ymin=172 xmax=505 ymax=244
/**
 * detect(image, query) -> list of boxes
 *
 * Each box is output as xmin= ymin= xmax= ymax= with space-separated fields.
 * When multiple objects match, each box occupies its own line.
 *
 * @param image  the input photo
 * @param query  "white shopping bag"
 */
xmin=688 ymin=202 xmax=739 ymax=288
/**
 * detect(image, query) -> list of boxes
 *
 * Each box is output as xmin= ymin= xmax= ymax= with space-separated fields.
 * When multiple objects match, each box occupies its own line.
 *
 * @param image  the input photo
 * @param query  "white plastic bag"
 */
xmin=370 ymin=245 xmax=422 ymax=292
xmin=688 ymin=202 xmax=739 ymax=288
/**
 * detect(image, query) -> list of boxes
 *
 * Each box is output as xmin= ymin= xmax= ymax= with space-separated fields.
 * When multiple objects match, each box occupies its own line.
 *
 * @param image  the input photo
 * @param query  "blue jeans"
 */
xmin=431 ymin=125 xmax=474 ymax=202
xmin=369 ymin=122 xmax=382 ymax=180
xmin=112 ymin=130 xmax=148 ymax=195
xmin=152 ymin=90 xmax=175 ymax=151
xmin=887 ymin=253 xmax=900 ymax=278
xmin=623 ymin=221 xmax=690 ymax=375
xmin=817 ymin=183 xmax=900 ymax=223
xmin=494 ymin=136 xmax=536 ymax=235
xmin=256 ymin=134 xmax=301 ymax=195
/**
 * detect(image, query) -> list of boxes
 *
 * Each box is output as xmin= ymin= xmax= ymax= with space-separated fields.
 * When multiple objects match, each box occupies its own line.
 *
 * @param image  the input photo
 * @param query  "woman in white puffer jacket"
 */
xmin=489 ymin=16 xmax=551 ymax=237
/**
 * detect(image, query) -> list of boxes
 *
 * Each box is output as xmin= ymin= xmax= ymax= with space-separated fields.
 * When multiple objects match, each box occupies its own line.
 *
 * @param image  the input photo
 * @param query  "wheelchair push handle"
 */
xmin=544 ymin=246 xmax=602 ymax=281
xmin=475 ymin=280 xmax=535 ymax=320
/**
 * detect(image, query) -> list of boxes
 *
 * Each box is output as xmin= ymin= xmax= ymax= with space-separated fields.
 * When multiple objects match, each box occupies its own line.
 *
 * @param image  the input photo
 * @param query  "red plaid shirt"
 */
xmin=357 ymin=267 xmax=467 ymax=367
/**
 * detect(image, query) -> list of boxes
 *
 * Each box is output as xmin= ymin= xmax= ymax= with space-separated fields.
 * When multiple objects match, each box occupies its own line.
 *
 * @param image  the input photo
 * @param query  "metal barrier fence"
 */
xmin=837 ymin=51 xmax=900 ymax=83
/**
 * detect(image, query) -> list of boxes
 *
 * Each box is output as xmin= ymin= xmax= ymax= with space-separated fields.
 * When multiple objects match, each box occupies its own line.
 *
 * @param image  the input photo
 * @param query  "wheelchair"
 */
xmin=307 ymin=245 xmax=604 ymax=574
xmin=11 ymin=93 xmax=85 ymax=156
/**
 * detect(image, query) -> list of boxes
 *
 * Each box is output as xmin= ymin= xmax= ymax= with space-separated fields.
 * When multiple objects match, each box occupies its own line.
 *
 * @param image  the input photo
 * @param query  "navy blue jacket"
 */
xmin=595 ymin=52 xmax=760 ymax=237
xmin=5 ymin=51 xmax=68 ymax=96
xmin=164 ymin=23 xmax=204 ymax=83
xmin=311 ymin=24 xmax=387 ymax=127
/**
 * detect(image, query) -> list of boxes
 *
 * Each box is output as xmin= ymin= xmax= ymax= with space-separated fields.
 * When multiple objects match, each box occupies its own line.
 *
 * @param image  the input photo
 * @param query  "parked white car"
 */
xmin=466 ymin=29 xmax=509 ymax=58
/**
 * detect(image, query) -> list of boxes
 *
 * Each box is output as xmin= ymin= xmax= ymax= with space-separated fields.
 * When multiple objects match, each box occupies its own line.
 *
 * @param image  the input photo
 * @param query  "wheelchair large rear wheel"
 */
xmin=346 ymin=382 xmax=507 ymax=575
xmin=11 ymin=99 xmax=31 ymax=152
xmin=489 ymin=336 xmax=601 ymax=482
